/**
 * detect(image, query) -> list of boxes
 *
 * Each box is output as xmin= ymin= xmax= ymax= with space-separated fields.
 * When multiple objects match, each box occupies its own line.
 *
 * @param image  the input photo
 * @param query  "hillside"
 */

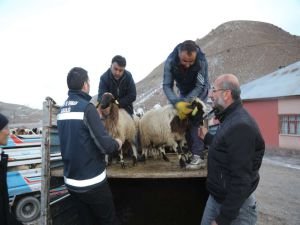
xmin=0 ymin=101 xmax=42 ymax=128
xmin=135 ymin=20 xmax=300 ymax=110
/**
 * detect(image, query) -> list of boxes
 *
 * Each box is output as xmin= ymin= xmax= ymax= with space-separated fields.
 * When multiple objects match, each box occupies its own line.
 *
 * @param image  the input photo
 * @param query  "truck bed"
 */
xmin=51 ymin=153 xmax=207 ymax=178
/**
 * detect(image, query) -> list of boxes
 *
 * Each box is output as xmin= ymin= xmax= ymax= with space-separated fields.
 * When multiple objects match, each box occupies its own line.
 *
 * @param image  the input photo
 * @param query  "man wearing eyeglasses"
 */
xmin=199 ymin=74 xmax=265 ymax=225
xmin=163 ymin=40 xmax=209 ymax=169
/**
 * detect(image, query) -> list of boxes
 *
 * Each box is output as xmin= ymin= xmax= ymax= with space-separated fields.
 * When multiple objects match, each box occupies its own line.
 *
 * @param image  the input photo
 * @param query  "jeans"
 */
xmin=201 ymin=194 xmax=257 ymax=225
xmin=69 ymin=181 xmax=117 ymax=225
xmin=186 ymin=125 xmax=205 ymax=156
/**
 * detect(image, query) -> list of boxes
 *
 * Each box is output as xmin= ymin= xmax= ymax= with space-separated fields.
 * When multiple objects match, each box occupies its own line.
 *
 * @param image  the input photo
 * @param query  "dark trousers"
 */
xmin=69 ymin=181 xmax=117 ymax=225
xmin=186 ymin=125 xmax=205 ymax=156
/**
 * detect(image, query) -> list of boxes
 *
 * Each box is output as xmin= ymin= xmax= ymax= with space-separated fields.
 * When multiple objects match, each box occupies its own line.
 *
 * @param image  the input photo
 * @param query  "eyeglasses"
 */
xmin=210 ymin=88 xmax=229 ymax=93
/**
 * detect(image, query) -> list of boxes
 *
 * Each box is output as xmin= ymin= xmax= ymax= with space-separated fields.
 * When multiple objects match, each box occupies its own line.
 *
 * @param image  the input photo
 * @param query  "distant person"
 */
xmin=163 ymin=40 xmax=209 ymax=169
xmin=199 ymin=74 xmax=265 ymax=225
xmin=98 ymin=55 xmax=137 ymax=116
xmin=57 ymin=67 xmax=122 ymax=225
xmin=0 ymin=113 xmax=22 ymax=225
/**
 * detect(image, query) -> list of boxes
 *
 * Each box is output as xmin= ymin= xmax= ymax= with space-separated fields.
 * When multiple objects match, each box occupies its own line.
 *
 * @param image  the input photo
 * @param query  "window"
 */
xmin=280 ymin=115 xmax=300 ymax=135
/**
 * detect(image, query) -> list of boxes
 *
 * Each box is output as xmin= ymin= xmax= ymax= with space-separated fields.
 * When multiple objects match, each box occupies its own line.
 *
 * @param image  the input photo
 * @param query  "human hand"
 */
xmin=198 ymin=126 xmax=208 ymax=140
xmin=211 ymin=220 xmax=218 ymax=225
xmin=115 ymin=138 xmax=123 ymax=150
xmin=175 ymin=101 xmax=193 ymax=120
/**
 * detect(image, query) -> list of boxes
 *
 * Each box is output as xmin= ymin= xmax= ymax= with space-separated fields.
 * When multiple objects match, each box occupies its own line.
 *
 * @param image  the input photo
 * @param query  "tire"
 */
xmin=14 ymin=196 xmax=40 ymax=222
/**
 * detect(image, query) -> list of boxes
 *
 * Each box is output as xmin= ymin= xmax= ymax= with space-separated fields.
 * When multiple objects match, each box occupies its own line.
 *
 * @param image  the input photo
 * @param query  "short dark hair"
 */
xmin=67 ymin=67 xmax=89 ymax=90
xmin=111 ymin=55 xmax=126 ymax=67
xmin=179 ymin=40 xmax=198 ymax=55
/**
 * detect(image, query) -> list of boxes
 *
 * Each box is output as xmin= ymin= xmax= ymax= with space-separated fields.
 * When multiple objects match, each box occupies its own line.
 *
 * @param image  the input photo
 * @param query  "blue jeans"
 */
xmin=186 ymin=125 xmax=204 ymax=156
xmin=201 ymin=194 xmax=257 ymax=225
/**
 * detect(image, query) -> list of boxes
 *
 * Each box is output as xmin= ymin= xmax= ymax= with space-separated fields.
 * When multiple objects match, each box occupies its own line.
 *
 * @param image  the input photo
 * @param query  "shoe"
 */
xmin=186 ymin=155 xmax=205 ymax=170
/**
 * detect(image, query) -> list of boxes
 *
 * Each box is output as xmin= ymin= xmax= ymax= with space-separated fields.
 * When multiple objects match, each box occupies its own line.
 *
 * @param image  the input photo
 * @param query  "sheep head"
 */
xmin=188 ymin=97 xmax=207 ymax=126
xmin=97 ymin=92 xmax=119 ymax=122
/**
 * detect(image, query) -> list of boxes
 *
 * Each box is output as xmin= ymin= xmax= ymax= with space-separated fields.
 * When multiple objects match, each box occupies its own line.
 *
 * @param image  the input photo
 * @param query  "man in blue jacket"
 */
xmin=98 ymin=55 xmax=137 ymax=116
xmin=163 ymin=40 xmax=209 ymax=169
xmin=199 ymin=74 xmax=265 ymax=225
xmin=57 ymin=67 xmax=122 ymax=225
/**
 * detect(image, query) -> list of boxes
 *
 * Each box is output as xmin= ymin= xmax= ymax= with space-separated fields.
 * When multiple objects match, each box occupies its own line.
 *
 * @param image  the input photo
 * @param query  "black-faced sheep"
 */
xmin=139 ymin=98 xmax=206 ymax=167
xmin=97 ymin=92 xmax=138 ymax=167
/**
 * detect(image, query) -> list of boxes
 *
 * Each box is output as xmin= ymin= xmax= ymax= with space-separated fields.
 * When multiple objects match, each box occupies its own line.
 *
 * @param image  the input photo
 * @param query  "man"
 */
xmin=98 ymin=55 xmax=137 ymax=116
xmin=199 ymin=74 xmax=265 ymax=225
xmin=0 ymin=113 xmax=22 ymax=225
xmin=57 ymin=67 xmax=122 ymax=225
xmin=163 ymin=40 xmax=209 ymax=169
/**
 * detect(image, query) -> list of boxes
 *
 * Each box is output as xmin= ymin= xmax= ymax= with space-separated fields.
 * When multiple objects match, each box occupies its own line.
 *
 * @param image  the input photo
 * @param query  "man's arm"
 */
xmin=163 ymin=57 xmax=181 ymax=105
xmin=185 ymin=57 xmax=209 ymax=101
xmin=84 ymin=103 xmax=121 ymax=154
xmin=118 ymin=72 xmax=137 ymax=108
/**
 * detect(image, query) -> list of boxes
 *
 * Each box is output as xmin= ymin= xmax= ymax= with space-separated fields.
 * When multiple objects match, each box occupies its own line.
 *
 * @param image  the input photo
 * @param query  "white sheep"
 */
xmin=97 ymin=92 xmax=138 ymax=168
xmin=139 ymin=98 xmax=206 ymax=167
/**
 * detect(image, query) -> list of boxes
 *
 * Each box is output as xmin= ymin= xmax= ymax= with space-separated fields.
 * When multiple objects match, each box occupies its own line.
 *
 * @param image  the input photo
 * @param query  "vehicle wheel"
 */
xmin=14 ymin=196 xmax=40 ymax=222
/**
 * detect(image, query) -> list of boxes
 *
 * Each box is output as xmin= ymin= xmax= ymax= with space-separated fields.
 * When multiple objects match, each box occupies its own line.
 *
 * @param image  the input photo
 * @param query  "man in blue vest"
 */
xmin=57 ymin=67 xmax=122 ymax=225
xmin=163 ymin=40 xmax=209 ymax=169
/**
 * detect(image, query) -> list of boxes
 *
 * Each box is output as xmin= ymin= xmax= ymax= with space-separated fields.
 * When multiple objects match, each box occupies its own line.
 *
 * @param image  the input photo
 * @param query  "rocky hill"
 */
xmin=135 ymin=20 xmax=300 ymax=110
xmin=0 ymin=101 xmax=42 ymax=128
xmin=2 ymin=20 xmax=300 ymax=121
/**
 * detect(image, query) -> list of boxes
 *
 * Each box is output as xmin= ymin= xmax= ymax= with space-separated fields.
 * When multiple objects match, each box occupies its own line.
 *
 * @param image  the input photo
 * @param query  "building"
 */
xmin=241 ymin=61 xmax=300 ymax=151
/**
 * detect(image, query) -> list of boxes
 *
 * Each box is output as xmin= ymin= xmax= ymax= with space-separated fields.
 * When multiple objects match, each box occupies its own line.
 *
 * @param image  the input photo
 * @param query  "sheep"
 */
xmin=139 ymin=98 xmax=206 ymax=167
xmin=97 ymin=92 xmax=138 ymax=168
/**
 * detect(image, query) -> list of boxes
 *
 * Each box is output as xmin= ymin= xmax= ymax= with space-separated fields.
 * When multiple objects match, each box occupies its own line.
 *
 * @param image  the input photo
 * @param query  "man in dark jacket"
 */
xmin=57 ymin=67 xmax=122 ymax=225
xmin=98 ymin=55 xmax=137 ymax=116
xmin=199 ymin=74 xmax=265 ymax=225
xmin=163 ymin=40 xmax=209 ymax=169
xmin=0 ymin=113 xmax=22 ymax=225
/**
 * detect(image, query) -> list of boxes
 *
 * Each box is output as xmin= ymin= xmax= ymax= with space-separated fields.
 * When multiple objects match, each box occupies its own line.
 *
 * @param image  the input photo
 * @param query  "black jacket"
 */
xmin=57 ymin=90 xmax=119 ymax=192
xmin=98 ymin=69 xmax=136 ymax=115
xmin=204 ymin=100 xmax=265 ymax=225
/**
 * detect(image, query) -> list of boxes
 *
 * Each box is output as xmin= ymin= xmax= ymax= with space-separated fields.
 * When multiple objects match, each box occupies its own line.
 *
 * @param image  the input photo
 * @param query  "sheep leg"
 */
xmin=176 ymin=143 xmax=187 ymax=168
xmin=158 ymin=146 xmax=169 ymax=162
xmin=119 ymin=149 xmax=126 ymax=168
xmin=131 ymin=144 xmax=138 ymax=166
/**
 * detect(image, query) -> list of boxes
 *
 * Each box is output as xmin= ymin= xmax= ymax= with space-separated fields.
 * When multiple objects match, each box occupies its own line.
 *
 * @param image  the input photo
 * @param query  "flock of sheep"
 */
xmin=97 ymin=92 xmax=207 ymax=168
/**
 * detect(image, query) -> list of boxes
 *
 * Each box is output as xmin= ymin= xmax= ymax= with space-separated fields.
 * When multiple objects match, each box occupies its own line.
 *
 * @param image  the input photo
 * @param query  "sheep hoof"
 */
xmin=162 ymin=154 xmax=169 ymax=162
xmin=179 ymin=158 xmax=186 ymax=168
xmin=121 ymin=162 xmax=126 ymax=168
xmin=132 ymin=156 xmax=137 ymax=166
xmin=137 ymin=154 xmax=146 ymax=163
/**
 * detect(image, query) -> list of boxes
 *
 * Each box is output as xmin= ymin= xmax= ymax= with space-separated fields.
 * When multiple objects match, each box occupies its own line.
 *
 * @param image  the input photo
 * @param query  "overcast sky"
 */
xmin=0 ymin=0 xmax=299 ymax=109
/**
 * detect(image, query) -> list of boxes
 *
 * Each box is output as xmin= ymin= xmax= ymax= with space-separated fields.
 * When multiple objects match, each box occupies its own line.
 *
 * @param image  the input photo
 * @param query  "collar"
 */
xmin=215 ymin=99 xmax=242 ymax=123
xmin=68 ymin=90 xmax=92 ymax=101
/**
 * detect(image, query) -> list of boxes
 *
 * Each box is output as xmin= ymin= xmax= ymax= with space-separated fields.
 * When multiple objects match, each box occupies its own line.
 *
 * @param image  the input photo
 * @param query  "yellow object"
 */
xmin=175 ymin=101 xmax=193 ymax=120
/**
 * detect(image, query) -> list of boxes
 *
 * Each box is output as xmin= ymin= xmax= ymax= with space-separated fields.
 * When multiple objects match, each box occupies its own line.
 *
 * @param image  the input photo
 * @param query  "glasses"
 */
xmin=210 ymin=88 xmax=229 ymax=93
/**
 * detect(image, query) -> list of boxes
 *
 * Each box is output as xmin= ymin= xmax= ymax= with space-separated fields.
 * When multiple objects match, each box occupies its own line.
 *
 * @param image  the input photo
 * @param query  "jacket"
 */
xmin=204 ymin=100 xmax=265 ymax=225
xmin=57 ymin=90 xmax=119 ymax=192
xmin=98 ymin=69 xmax=137 ymax=115
xmin=163 ymin=43 xmax=209 ymax=105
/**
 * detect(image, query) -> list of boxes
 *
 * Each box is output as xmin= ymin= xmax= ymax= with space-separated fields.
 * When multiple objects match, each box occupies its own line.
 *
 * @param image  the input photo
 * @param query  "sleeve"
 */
xmin=98 ymin=74 xmax=108 ymax=103
xmin=84 ymin=103 xmax=119 ymax=154
xmin=216 ymin=123 xmax=255 ymax=225
xmin=185 ymin=56 xmax=209 ymax=101
xmin=118 ymin=73 xmax=137 ymax=108
xmin=162 ymin=57 xmax=182 ymax=105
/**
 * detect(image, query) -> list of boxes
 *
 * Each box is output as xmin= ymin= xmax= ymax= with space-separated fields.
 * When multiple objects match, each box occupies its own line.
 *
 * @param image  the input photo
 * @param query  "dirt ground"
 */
xmin=256 ymin=152 xmax=300 ymax=225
